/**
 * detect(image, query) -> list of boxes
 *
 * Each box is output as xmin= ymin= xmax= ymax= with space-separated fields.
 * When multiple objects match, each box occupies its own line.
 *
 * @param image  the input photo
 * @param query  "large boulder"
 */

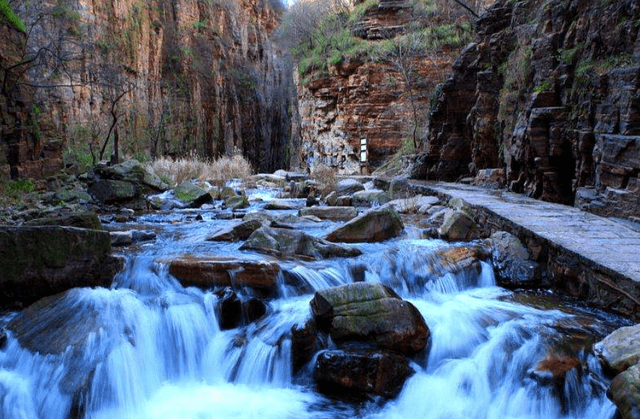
xmin=315 ymin=349 xmax=414 ymax=398
xmin=352 ymin=189 xmax=391 ymax=207
xmin=166 ymin=256 xmax=281 ymax=296
xmin=0 ymin=226 xmax=124 ymax=306
xmin=490 ymin=231 xmax=542 ymax=288
xmin=89 ymin=159 xmax=168 ymax=209
xmin=225 ymin=195 xmax=249 ymax=210
xmin=608 ymin=363 xmax=640 ymax=419
xmin=336 ymin=179 xmax=365 ymax=195
xmin=438 ymin=209 xmax=480 ymax=242
xmin=206 ymin=219 xmax=264 ymax=242
xmin=310 ymin=282 xmax=429 ymax=354
xmin=24 ymin=211 xmax=103 ymax=230
xmin=264 ymin=200 xmax=303 ymax=210
xmin=325 ymin=205 xmax=403 ymax=243
xmin=595 ymin=324 xmax=640 ymax=374
xmin=298 ymin=206 xmax=359 ymax=222
xmin=173 ymin=182 xmax=213 ymax=208
xmin=240 ymin=226 xmax=362 ymax=260
xmin=388 ymin=195 xmax=440 ymax=214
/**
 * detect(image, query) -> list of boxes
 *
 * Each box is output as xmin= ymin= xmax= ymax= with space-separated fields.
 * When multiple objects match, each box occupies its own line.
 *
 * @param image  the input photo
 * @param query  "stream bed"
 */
xmin=0 ymin=186 xmax=630 ymax=419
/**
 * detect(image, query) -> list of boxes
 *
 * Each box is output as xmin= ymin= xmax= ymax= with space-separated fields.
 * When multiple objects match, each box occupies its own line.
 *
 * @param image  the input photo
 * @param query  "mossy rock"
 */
xmin=325 ymin=205 xmax=403 ymax=243
xmin=173 ymin=182 xmax=213 ymax=208
xmin=25 ymin=211 xmax=103 ymax=230
xmin=226 ymin=195 xmax=249 ymax=210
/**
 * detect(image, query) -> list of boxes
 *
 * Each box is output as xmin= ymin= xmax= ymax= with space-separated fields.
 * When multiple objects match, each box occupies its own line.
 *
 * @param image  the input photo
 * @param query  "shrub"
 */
xmin=0 ymin=0 xmax=26 ymax=32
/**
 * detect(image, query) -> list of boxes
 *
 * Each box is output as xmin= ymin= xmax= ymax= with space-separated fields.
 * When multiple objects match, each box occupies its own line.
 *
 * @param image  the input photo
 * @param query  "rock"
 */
xmin=291 ymin=321 xmax=322 ymax=372
xmin=388 ymin=195 xmax=440 ymax=214
xmin=115 ymin=208 xmax=135 ymax=223
xmin=608 ymin=363 xmax=640 ymax=419
xmin=88 ymin=179 xmax=138 ymax=204
xmin=595 ymin=324 xmax=640 ymax=374
xmin=490 ymin=231 xmax=542 ymax=288
xmin=131 ymin=230 xmax=156 ymax=242
xmin=264 ymin=200 xmax=302 ymax=210
xmin=324 ymin=191 xmax=338 ymax=206
xmin=0 ymin=226 xmax=124 ymax=306
xmin=217 ymin=187 xmax=237 ymax=200
xmin=225 ymin=195 xmax=249 ymax=210
xmin=325 ymin=205 xmax=403 ymax=243
xmin=310 ymin=282 xmax=429 ymax=354
xmin=243 ymin=211 xmax=276 ymax=223
xmin=314 ymin=349 xmax=413 ymax=398
xmin=336 ymin=179 xmax=365 ymax=195
xmin=24 ymin=211 xmax=103 ymax=230
xmin=166 ymin=256 xmax=281 ymax=296
xmin=438 ymin=209 xmax=479 ymax=242
xmin=240 ymin=226 xmax=362 ymax=260
xmin=0 ymin=327 xmax=7 ymax=350
xmin=110 ymin=231 xmax=133 ymax=247
xmin=306 ymin=194 xmax=318 ymax=207
xmin=473 ymin=168 xmax=505 ymax=188
xmin=336 ymin=195 xmax=353 ymax=206
xmin=206 ymin=219 xmax=264 ymax=242
xmin=216 ymin=287 xmax=242 ymax=330
xmin=173 ymin=182 xmax=213 ymax=208
xmin=53 ymin=188 xmax=93 ymax=205
xmin=352 ymin=189 xmax=391 ymax=207
xmin=530 ymin=353 xmax=581 ymax=387
xmin=298 ymin=206 xmax=359 ymax=221
xmin=243 ymin=297 xmax=267 ymax=323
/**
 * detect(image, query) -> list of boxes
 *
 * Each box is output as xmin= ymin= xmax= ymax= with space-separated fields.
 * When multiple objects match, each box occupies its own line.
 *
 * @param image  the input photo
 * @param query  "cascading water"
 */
xmin=0 ymin=188 xmax=628 ymax=419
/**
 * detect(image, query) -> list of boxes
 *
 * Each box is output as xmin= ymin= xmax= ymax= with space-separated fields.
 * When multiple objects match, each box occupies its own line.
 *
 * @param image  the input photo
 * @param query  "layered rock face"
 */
xmin=424 ymin=0 xmax=640 ymax=219
xmin=0 ymin=0 xmax=296 ymax=179
xmin=296 ymin=1 xmax=460 ymax=174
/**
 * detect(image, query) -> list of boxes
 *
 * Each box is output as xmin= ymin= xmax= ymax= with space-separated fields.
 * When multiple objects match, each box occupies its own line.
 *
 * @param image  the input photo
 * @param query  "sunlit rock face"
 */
xmin=0 ymin=0 xmax=297 ymax=179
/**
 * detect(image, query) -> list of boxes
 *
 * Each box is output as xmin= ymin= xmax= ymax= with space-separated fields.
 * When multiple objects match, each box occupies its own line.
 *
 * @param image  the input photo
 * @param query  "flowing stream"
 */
xmin=0 ymin=186 xmax=628 ymax=419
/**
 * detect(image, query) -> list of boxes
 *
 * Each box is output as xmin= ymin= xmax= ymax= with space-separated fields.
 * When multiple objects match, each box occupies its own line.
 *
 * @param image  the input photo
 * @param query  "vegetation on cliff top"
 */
xmin=0 ymin=0 xmax=26 ymax=32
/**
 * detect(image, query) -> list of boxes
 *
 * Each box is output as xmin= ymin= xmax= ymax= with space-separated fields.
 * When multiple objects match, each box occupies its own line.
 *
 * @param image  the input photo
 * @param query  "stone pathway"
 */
xmin=408 ymin=181 xmax=640 ymax=284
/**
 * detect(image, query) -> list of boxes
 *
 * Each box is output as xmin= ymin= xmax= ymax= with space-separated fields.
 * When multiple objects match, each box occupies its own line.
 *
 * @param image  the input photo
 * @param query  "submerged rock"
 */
xmin=310 ymin=282 xmax=429 ymax=355
xmin=325 ymin=205 xmax=403 ymax=243
xmin=315 ymin=349 xmax=413 ymax=398
xmin=240 ymin=226 xmax=362 ymax=260
xmin=0 ymin=226 xmax=124 ymax=306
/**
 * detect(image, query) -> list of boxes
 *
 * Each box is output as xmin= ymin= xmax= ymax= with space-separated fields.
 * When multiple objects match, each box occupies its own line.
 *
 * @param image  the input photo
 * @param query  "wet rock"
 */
xmin=0 ymin=327 xmax=7 ymax=350
xmin=325 ymin=205 xmax=403 ymax=243
xmin=530 ymin=354 xmax=581 ymax=387
xmin=264 ymin=199 xmax=302 ymax=210
xmin=216 ymin=287 xmax=243 ymax=330
xmin=608 ymin=363 xmax=640 ymax=419
xmin=490 ymin=231 xmax=542 ymax=288
xmin=336 ymin=179 xmax=365 ymax=196
xmin=240 ymin=226 xmax=362 ymax=260
xmin=336 ymin=195 xmax=353 ymax=206
xmin=24 ymin=210 xmax=103 ymax=230
xmin=314 ymin=349 xmax=414 ymax=398
xmin=110 ymin=231 xmax=133 ymax=247
xmin=131 ymin=230 xmax=156 ymax=242
xmin=167 ymin=256 xmax=281 ymax=296
xmin=115 ymin=208 xmax=136 ymax=223
xmin=0 ymin=226 xmax=124 ymax=306
xmin=595 ymin=324 xmax=640 ymax=374
xmin=352 ymin=189 xmax=391 ymax=207
xmin=310 ymin=282 xmax=429 ymax=354
xmin=299 ymin=206 xmax=359 ymax=221
xmin=243 ymin=297 xmax=267 ymax=323
xmin=173 ymin=182 xmax=213 ymax=208
xmin=225 ymin=195 xmax=249 ymax=210
xmin=291 ymin=321 xmax=322 ymax=372
xmin=438 ymin=209 xmax=479 ymax=242
xmin=242 ymin=211 xmax=276 ymax=224
xmin=306 ymin=194 xmax=318 ymax=207
xmin=217 ymin=187 xmax=237 ymax=200
xmin=206 ymin=219 xmax=264 ymax=242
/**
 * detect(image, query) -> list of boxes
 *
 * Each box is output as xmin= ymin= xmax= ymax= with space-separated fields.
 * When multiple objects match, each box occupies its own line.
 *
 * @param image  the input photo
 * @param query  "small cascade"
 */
xmin=0 ymin=193 xmax=627 ymax=419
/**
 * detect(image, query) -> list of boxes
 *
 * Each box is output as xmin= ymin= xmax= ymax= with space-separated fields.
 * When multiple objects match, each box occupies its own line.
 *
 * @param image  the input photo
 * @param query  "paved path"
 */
xmin=407 ymin=181 xmax=640 ymax=283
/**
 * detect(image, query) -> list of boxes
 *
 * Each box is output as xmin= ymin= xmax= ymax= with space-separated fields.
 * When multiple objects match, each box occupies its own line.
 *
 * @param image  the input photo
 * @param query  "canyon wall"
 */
xmin=295 ymin=0 xmax=469 ymax=174
xmin=0 ymin=0 xmax=296 ymax=179
xmin=423 ymin=0 xmax=640 ymax=220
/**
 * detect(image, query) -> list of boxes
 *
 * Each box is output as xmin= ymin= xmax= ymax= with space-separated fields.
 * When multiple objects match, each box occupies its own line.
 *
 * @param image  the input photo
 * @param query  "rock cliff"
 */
xmin=295 ymin=0 xmax=472 ymax=174
xmin=423 ymin=0 xmax=640 ymax=220
xmin=0 ymin=0 xmax=296 ymax=179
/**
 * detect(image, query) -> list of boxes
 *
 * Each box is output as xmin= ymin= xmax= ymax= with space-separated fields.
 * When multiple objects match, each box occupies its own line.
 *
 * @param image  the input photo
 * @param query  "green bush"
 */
xmin=0 ymin=0 xmax=26 ymax=32
xmin=9 ymin=179 xmax=35 ymax=193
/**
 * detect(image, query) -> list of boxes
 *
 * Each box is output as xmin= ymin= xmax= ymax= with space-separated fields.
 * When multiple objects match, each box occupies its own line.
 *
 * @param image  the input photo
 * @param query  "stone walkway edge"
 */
xmin=406 ymin=181 xmax=640 ymax=320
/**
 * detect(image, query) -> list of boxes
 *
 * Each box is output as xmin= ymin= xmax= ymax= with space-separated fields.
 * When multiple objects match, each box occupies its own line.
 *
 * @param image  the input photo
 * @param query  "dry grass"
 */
xmin=311 ymin=164 xmax=337 ymax=197
xmin=148 ymin=152 xmax=253 ymax=188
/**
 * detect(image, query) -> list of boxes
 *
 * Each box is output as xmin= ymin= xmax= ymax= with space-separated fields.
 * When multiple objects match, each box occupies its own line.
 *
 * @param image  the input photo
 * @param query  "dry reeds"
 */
xmin=148 ymin=152 xmax=253 ymax=188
